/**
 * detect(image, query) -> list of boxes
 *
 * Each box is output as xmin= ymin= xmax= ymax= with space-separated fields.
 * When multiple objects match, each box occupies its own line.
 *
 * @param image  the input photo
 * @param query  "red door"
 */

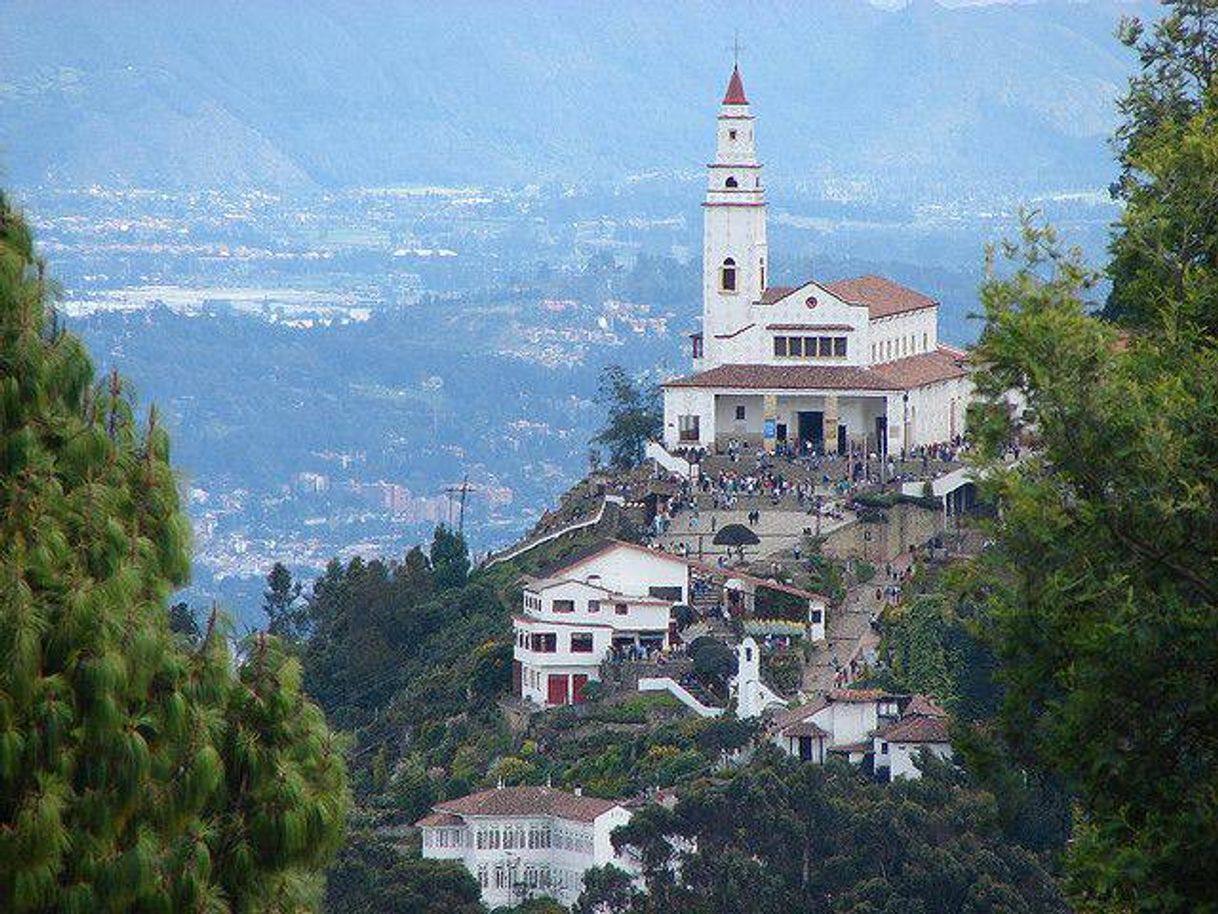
xmin=571 ymin=674 xmax=589 ymax=704
xmin=547 ymin=674 xmax=569 ymax=706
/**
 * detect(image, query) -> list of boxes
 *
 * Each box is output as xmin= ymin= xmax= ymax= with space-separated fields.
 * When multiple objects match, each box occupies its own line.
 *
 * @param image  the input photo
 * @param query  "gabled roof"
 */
xmin=723 ymin=65 xmax=748 ymax=105
xmin=904 ymin=694 xmax=948 ymax=719
xmin=784 ymin=720 xmax=830 ymax=739
xmin=877 ymin=714 xmax=951 ymax=744
xmin=771 ymin=699 xmax=829 ymax=731
xmin=829 ymin=688 xmax=898 ymax=703
xmin=824 ymin=275 xmax=938 ymax=320
xmin=828 ymin=740 xmax=872 ymax=754
xmin=759 ymin=285 xmax=795 ymax=305
xmin=416 ymin=811 xmax=464 ymax=828
xmin=431 ymin=786 xmax=620 ymax=823
xmin=531 ymin=538 xmax=688 ymax=581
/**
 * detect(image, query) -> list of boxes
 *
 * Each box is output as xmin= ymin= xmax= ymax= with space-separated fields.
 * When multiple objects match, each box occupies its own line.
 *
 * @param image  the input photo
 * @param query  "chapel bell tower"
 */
xmin=702 ymin=64 xmax=768 ymax=360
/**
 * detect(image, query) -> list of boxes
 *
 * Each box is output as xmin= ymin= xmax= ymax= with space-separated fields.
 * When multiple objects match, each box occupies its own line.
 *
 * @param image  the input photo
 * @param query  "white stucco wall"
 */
xmin=887 ymin=741 xmax=953 ymax=780
xmin=867 ymin=308 xmax=938 ymax=365
xmin=663 ymin=386 xmax=716 ymax=449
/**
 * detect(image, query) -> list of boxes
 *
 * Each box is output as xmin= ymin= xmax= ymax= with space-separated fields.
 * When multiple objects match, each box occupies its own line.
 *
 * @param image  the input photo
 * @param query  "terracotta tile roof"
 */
xmin=723 ymin=65 xmax=748 ymax=105
xmin=904 ymin=694 xmax=948 ymax=719
xmin=661 ymin=348 xmax=966 ymax=393
xmin=759 ymin=286 xmax=795 ymax=305
xmin=664 ymin=363 xmax=893 ymax=392
xmin=771 ymin=699 xmax=828 ymax=730
xmin=433 ymin=786 xmax=619 ymax=823
xmin=416 ymin=811 xmax=465 ymax=828
xmin=877 ymin=714 xmax=951 ymax=744
xmin=829 ymin=688 xmax=895 ymax=703
xmin=685 ymin=560 xmax=828 ymax=602
xmin=784 ymin=720 xmax=830 ymax=739
xmin=828 ymin=740 xmax=872 ymax=754
xmin=873 ymin=347 xmax=969 ymax=388
xmin=824 ymin=275 xmax=938 ymax=319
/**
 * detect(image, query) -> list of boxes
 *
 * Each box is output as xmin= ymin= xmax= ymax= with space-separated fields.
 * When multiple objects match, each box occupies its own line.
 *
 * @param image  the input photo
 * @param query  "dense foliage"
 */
xmin=0 ymin=191 xmax=348 ymax=912
xmin=592 ymin=753 xmax=1067 ymax=914
xmin=592 ymin=364 xmax=662 ymax=470
xmin=966 ymin=7 xmax=1218 ymax=901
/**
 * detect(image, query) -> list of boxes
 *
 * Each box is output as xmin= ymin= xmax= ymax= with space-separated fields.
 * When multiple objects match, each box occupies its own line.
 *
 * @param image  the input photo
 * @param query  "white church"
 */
xmin=662 ymin=65 xmax=972 ymax=457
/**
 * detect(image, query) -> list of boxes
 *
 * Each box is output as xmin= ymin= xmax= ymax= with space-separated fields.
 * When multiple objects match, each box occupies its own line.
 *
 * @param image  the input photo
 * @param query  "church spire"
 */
xmin=723 ymin=65 xmax=748 ymax=106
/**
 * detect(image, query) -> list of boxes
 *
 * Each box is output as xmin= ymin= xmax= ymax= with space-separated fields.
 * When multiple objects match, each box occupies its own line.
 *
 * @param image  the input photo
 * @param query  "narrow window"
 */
xmin=759 ymin=259 xmax=765 ymax=289
xmin=834 ymin=337 xmax=847 ymax=357
xmin=735 ymin=405 xmax=746 ymax=421
xmin=923 ymin=331 xmax=929 ymax=351
xmin=725 ymin=176 xmax=738 ymax=188
xmin=819 ymin=336 xmax=833 ymax=357
xmin=721 ymin=258 xmax=737 ymax=292
xmin=678 ymin=414 xmax=700 ymax=442
xmin=774 ymin=336 xmax=787 ymax=357
xmin=805 ymin=337 xmax=817 ymax=357
xmin=788 ymin=336 xmax=803 ymax=357
xmin=728 ymin=128 xmax=737 ymax=140
xmin=588 ymin=599 xmax=600 ymax=613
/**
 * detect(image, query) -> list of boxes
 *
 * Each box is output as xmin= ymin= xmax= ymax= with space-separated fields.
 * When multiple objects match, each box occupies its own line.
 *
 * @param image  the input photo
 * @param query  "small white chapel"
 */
xmin=662 ymin=65 xmax=972 ymax=457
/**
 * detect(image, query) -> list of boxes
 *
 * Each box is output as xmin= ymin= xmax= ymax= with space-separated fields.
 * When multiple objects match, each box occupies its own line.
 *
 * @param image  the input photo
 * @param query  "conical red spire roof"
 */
xmin=723 ymin=65 xmax=748 ymax=105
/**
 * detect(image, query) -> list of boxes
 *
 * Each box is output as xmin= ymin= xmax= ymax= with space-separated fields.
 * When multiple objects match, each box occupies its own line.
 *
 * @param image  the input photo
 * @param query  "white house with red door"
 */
xmin=513 ymin=541 xmax=690 ymax=708
xmin=661 ymin=64 xmax=972 ymax=457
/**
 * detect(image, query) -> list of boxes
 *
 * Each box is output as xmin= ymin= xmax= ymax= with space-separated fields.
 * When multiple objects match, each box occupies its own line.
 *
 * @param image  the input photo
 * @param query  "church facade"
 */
xmin=662 ymin=66 xmax=972 ymax=457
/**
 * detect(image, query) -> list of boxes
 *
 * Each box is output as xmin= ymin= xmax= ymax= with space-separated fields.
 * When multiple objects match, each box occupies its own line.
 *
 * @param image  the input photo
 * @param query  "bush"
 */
xmin=856 ymin=560 xmax=876 ymax=584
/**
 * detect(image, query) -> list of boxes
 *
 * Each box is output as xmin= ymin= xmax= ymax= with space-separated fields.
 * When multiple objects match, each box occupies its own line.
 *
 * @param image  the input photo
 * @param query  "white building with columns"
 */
xmin=662 ymin=65 xmax=972 ymax=457
xmin=417 ymin=784 xmax=637 ymax=908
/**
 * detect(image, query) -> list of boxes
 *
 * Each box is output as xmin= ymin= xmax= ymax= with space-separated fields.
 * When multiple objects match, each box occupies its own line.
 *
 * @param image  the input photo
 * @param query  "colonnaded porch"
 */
xmin=666 ymin=388 xmax=903 ymax=457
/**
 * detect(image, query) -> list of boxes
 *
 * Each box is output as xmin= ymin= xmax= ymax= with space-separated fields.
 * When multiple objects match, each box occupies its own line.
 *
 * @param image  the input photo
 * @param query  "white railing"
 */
xmin=900 ymin=465 xmax=975 ymax=500
xmin=484 ymin=495 xmax=624 ymax=569
xmin=645 ymin=441 xmax=699 ymax=481
xmin=638 ymin=676 xmax=724 ymax=718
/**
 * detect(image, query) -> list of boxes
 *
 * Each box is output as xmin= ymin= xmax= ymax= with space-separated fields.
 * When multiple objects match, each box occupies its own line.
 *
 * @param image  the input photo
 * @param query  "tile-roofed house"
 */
xmin=873 ymin=696 xmax=954 ymax=781
xmin=513 ymin=540 xmax=688 ymax=709
xmin=418 ymin=785 xmax=637 ymax=908
xmin=661 ymin=61 xmax=973 ymax=456
xmin=823 ymin=275 xmax=939 ymax=320
xmin=435 ymin=785 xmax=618 ymax=822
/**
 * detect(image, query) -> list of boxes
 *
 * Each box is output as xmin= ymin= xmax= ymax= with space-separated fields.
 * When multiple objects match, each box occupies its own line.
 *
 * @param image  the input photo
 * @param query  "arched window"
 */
xmin=725 ymin=176 xmax=738 ymax=188
xmin=720 ymin=258 xmax=737 ymax=292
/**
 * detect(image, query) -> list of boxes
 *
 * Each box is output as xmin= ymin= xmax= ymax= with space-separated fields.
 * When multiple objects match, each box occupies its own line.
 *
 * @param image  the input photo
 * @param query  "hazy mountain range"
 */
xmin=2 ymin=0 xmax=1152 ymax=198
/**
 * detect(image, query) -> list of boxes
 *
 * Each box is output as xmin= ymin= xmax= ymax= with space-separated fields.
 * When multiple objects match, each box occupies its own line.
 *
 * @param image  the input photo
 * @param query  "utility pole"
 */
xmin=441 ymin=474 xmax=473 ymax=536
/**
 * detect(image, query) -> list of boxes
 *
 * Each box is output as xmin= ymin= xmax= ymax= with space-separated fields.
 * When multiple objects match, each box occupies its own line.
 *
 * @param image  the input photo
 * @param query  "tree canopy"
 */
xmin=592 ymin=364 xmax=662 ymax=470
xmin=0 ymin=190 xmax=348 ymax=912
xmin=965 ymin=6 xmax=1218 ymax=900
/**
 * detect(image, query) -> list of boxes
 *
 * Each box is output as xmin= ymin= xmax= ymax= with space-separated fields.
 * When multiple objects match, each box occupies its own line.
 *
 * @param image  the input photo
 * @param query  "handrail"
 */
xmin=484 ymin=494 xmax=624 ymax=569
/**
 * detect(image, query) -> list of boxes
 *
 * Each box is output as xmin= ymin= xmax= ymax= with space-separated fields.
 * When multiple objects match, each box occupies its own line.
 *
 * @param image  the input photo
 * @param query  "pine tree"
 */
xmin=0 ymin=191 xmax=348 ymax=910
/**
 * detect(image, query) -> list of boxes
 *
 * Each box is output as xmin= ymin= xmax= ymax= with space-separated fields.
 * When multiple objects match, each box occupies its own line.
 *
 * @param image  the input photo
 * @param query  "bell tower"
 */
xmin=702 ymin=63 xmax=768 ymax=363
